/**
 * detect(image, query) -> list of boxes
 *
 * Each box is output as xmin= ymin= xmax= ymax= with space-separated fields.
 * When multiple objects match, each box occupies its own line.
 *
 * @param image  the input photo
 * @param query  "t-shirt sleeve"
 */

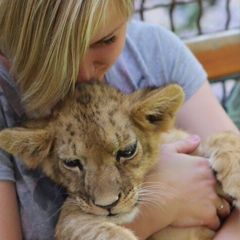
xmin=0 ymin=63 xmax=21 ymax=182
xmin=0 ymin=98 xmax=15 ymax=182
xmin=0 ymin=151 xmax=15 ymax=182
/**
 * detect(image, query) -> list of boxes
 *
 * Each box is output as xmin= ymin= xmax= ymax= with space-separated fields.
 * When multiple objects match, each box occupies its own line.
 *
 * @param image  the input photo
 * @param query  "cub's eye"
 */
xmin=116 ymin=142 xmax=138 ymax=161
xmin=62 ymin=159 xmax=83 ymax=171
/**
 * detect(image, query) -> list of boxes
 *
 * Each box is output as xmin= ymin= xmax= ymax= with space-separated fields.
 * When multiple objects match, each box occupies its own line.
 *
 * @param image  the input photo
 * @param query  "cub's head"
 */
xmin=0 ymin=81 xmax=184 ymax=223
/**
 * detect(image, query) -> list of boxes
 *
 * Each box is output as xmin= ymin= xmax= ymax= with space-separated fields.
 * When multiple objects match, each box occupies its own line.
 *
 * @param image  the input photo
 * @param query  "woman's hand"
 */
xmin=141 ymin=136 xmax=230 ymax=232
xmin=125 ymin=136 xmax=230 ymax=240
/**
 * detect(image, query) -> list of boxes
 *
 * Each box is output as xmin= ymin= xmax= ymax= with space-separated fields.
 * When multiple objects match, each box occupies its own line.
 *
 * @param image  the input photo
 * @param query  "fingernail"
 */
xmin=189 ymin=135 xmax=200 ymax=142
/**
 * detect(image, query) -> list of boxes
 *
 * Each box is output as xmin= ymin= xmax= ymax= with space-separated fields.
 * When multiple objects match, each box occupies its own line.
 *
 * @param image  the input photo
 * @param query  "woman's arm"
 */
xmin=0 ymin=181 xmax=23 ymax=240
xmin=176 ymin=80 xmax=240 ymax=238
xmin=214 ymin=208 xmax=240 ymax=239
xmin=176 ymin=80 xmax=239 ymax=139
xmin=125 ymin=80 xmax=238 ymax=239
xmin=0 ymin=55 xmax=23 ymax=239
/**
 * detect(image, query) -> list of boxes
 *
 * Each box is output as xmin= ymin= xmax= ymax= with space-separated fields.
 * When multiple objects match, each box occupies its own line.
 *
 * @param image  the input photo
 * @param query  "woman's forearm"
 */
xmin=214 ymin=208 xmax=240 ymax=240
xmin=124 ymin=205 xmax=172 ymax=240
xmin=0 ymin=181 xmax=23 ymax=240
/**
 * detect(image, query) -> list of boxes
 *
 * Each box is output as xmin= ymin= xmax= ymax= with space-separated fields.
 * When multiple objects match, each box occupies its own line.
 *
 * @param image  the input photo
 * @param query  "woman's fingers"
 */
xmin=165 ymin=135 xmax=201 ymax=154
xmin=217 ymin=198 xmax=231 ymax=219
xmin=207 ymin=198 xmax=231 ymax=230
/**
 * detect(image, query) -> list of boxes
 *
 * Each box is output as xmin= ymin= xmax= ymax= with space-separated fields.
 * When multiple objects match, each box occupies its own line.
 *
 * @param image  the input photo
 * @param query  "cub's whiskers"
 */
xmin=138 ymin=182 xmax=179 ymax=214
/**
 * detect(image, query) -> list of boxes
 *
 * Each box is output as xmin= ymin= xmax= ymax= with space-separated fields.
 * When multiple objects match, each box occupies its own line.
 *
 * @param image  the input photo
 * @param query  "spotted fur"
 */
xmin=0 ymin=81 xmax=239 ymax=240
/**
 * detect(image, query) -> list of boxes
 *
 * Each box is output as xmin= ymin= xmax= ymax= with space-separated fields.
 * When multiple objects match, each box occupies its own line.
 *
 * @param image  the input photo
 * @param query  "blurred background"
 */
xmin=133 ymin=0 xmax=240 ymax=129
xmin=134 ymin=0 xmax=240 ymax=38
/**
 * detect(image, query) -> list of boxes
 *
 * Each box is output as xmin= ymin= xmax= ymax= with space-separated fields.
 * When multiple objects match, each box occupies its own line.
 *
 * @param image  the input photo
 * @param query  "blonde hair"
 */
xmin=0 ymin=0 xmax=134 ymax=115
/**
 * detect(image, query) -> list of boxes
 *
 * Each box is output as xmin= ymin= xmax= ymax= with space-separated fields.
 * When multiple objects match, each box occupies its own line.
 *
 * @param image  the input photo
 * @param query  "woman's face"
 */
xmin=77 ymin=10 xmax=127 ymax=82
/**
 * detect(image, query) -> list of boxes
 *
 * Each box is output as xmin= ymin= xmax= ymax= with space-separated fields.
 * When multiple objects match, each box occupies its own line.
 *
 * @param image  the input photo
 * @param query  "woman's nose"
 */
xmin=77 ymin=59 xmax=94 ymax=82
xmin=78 ymin=53 xmax=103 ymax=82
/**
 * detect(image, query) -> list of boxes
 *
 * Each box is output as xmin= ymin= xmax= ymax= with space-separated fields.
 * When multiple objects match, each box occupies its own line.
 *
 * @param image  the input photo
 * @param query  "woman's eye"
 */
xmin=62 ymin=159 xmax=83 ymax=171
xmin=116 ymin=142 xmax=137 ymax=161
xmin=102 ymin=36 xmax=117 ymax=45
xmin=91 ymin=36 xmax=117 ymax=48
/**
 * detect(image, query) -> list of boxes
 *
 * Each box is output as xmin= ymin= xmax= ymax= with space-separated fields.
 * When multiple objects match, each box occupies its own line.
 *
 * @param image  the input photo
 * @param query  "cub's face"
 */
xmin=53 ymin=104 xmax=150 ymax=221
xmin=0 ymin=81 xmax=184 ymax=222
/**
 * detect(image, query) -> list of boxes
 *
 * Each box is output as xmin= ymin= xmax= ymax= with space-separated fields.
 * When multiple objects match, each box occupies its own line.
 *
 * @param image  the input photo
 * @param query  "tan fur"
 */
xmin=0 ymin=81 xmax=239 ymax=240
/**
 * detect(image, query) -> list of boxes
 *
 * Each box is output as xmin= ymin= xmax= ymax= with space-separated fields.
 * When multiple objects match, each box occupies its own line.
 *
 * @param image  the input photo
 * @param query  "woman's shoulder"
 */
xmin=109 ymin=20 xmax=206 ymax=100
xmin=107 ymin=20 xmax=184 ymax=93
xmin=125 ymin=20 xmax=189 ymax=68
xmin=127 ymin=19 xmax=167 ymax=33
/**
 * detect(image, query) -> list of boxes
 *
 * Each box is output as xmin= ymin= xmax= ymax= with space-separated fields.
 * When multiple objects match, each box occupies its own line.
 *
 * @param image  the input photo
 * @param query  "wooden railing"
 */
xmin=185 ymin=29 xmax=240 ymax=81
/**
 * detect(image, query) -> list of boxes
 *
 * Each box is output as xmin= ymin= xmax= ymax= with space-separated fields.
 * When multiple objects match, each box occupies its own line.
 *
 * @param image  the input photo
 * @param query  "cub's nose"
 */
xmin=95 ymin=193 xmax=121 ymax=210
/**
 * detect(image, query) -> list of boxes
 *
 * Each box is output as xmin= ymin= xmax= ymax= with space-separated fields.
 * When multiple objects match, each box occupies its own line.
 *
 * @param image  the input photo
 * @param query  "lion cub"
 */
xmin=0 ymin=81 xmax=239 ymax=240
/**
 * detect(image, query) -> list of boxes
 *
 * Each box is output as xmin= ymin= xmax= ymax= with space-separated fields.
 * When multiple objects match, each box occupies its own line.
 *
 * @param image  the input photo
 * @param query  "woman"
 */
xmin=0 ymin=1 xmax=239 ymax=239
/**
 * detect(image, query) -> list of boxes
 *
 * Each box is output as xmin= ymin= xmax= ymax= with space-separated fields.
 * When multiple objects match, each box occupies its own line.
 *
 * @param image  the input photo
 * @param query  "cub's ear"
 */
xmin=129 ymin=84 xmax=184 ymax=131
xmin=0 ymin=127 xmax=53 ymax=169
xmin=21 ymin=118 xmax=50 ymax=129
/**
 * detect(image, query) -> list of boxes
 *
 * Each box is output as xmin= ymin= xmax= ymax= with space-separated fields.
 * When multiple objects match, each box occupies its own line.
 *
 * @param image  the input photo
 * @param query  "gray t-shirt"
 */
xmin=0 ymin=20 xmax=206 ymax=240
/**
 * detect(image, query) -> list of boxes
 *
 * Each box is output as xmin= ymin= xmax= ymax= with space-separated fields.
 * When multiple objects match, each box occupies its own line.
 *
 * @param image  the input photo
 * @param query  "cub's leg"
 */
xmin=55 ymin=197 xmax=137 ymax=240
xmin=200 ymin=132 xmax=240 ymax=208
xmin=148 ymin=226 xmax=215 ymax=240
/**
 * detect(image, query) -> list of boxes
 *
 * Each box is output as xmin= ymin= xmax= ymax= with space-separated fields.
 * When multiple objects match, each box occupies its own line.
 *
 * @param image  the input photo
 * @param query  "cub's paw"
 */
xmin=203 ymin=132 xmax=240 ymax=208
xmin=148 ymin=226 xmax=215 ymax=240
xmin=93 ymin=223 xmax=138 ymax=240
xmin=56 ymin=223 xmax=137 ymax=240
